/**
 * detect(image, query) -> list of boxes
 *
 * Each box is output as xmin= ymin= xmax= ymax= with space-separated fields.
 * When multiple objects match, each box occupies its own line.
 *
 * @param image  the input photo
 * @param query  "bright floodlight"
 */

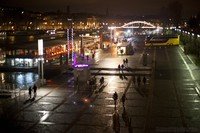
xmin=127 ymin=29 xmax=131 ymax=33
xmin=38 ymin=39 xmax=43 ymax=56
xmin=115 ymin=32 xmax=119 ymax=36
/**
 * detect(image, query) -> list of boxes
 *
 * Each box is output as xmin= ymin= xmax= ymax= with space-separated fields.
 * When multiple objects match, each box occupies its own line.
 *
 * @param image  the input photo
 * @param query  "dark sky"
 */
xmin=1 ymin=0 xmax=200 ymax=17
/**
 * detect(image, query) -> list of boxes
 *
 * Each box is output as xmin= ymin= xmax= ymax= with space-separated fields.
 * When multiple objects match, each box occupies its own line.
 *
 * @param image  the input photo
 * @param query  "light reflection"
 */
xmin=28 ymin=35 xmax=34 ymax=42
xmin=106 ymin=76 xmax=116 ymax=94
xmin=0 ymin=72 xmax=38 ymax=88
xmin=40 ymin=114 xmax=49 ymax=122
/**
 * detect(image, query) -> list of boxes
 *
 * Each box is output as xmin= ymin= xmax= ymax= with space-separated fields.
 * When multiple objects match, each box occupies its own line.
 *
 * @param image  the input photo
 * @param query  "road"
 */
xmin=145 ymin=46 xmax=200 ymax=133
xmin=0 ymin=36 xmax=200 ymax=133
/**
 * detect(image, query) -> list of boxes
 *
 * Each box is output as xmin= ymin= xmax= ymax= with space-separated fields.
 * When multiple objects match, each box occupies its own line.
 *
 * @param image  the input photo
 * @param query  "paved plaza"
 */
xmin=1 ymin=44 xmax=200 ymax=133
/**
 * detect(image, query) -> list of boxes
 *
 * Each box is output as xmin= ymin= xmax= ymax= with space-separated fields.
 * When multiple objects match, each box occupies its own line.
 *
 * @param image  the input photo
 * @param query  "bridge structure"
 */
xmin=109 ymin=21 xmax=162 ymax=29
xmin=108 ymin=21 xmax=163 ymax=41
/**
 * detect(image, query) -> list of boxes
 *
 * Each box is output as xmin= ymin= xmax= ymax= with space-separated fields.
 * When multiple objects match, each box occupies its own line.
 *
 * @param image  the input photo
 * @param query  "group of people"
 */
xmin=28 ymin=84 xmax=37 ymax=99
xmin=113 ymin=92 xmax=127 ymax=109
xmin=123 ymin=58 xmax=129 ymax=67
xmin=132 ymin=75 xmax=146 ymax=87
xmin=118 ymin=58 xmax=129 ymax=73
xmin=112 ymin=92 xmax=132 ymax=133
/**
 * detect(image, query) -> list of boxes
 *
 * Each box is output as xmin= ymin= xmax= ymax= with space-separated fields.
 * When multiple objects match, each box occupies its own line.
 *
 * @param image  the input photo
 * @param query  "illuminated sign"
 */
xmin=74 ymin=64 xmax=89 ymax=68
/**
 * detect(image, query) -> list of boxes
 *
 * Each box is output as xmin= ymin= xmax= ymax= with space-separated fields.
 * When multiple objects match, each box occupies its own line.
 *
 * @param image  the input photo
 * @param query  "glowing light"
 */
xmin=84 ymin=99 xmax=88 ymax=102
xmin=74 ymin=64 xmax=89 ymax=68
xmin=38 ymin=39 xmax=43 ymax=56
xmin=127 ymin=29 xmax=131 ymax=33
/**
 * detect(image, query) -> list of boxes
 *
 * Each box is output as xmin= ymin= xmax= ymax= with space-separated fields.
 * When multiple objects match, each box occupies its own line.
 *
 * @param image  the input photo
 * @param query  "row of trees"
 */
xmin=161 ymin=1 xmax=200 ymax=62
xmin=159 ymin=1 xmax=200 ymax=32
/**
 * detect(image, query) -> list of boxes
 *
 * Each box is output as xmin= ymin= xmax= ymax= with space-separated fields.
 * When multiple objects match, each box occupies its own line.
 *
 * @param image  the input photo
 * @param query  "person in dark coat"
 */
xmin=33 ymin=84 xmax=37 ymax=97
xmin=28 ymin=86 xmax=32 ymax=99
xmin=121 ymin=93 xmax=127 ymax=107
xmin=113 ymin=92 xmax=118 ymax=110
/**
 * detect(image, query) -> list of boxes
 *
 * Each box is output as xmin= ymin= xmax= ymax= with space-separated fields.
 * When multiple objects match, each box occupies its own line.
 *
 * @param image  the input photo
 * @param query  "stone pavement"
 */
xmin=0 ymin=72 xmax=151 ymax=133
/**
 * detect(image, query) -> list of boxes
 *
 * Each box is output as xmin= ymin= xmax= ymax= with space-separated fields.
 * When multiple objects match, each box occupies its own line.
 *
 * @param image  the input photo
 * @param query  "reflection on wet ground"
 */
xmin=0 ymin=72 xmax=38 ymax=88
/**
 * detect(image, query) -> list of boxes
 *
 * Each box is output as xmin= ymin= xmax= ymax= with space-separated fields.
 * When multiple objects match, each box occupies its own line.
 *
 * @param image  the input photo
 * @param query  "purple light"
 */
xmin=74 ymin=64 xmax=89 ymax=68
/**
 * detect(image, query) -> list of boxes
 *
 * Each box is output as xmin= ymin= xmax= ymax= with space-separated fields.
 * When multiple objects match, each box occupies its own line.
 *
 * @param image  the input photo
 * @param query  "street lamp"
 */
xmin=38 ymin=39 xmax=44 ymax=85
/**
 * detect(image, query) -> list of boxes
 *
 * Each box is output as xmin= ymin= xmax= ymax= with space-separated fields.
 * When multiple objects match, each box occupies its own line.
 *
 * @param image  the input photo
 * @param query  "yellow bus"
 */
xmin=145 ymin=35 xmax=180 ymax=46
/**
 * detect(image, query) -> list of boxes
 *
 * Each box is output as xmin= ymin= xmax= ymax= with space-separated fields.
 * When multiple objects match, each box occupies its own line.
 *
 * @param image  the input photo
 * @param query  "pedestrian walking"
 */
xmin=113 ymin=92 xmax=118 ymax=110
xmin=121 ymin=93 xmax=127 ymax=107
xmin=123 ymin=59 xmax=126 ymax=65
xmin=86 ymin=55 xmax=89 ymax=61
xmin=128 ymin=118 xmax=133 ymax=133
xmin=126 ymin=58 xmax=128 ymax=67
xmin=33 ymin=84 xmax=37 ymax=97
xmin=121 ymin=64 xmax=124 ymax=72
xmin=100 ymin=77 xmax=104 ymax=84
xmin=113 ymin=111 xmax=120 ymax=133
xmin=143 ymin=76 xmax=147 ymax=85
xmin=28 ymin=86 xmax=32 ymax=99
xmin=118 ymin=64 xmax=121 ymax=73
xmin=137 ymin=76 xmax=141 ymax=87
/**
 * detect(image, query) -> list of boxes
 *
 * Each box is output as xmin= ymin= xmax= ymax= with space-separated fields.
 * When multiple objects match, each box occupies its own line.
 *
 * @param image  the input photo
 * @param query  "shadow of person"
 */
xmin=134 ymin=86 xmax=145 ymax=97
xmin=124 ymin=75 xmax=128 ymax=80
xmin=23 ymin=99 xmax=31 ymax=104
xmin=119 ymin=75 xmax=124 ymax=80
xmin=113 ymin=110 xmax=120 ymax=133
xmin=31 ymin=97 xmax=35 ymax=101
xmin=128 ymin=118 xmax=133 ymax=133
xmin=122 ymin=107 xmax=129 ymax=127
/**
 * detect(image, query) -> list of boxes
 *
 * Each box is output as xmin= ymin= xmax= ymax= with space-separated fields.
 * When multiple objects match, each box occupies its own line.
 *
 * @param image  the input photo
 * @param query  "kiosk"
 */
xmin=73 ymin=64 xmax=91 ymax=89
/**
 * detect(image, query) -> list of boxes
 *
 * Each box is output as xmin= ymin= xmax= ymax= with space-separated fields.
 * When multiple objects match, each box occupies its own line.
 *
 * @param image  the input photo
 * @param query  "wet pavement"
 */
xmin=0 ymin=42 xmax=200 ymax=133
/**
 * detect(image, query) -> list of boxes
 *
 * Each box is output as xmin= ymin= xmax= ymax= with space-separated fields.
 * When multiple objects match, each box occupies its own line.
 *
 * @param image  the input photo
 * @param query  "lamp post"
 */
xmin=38 ymin=39 xmax=44 ymax=85
xmin=67 ymin=29 xmax=70 ymax=65
xmin=66 ymin=18 xmax=73 ymax=65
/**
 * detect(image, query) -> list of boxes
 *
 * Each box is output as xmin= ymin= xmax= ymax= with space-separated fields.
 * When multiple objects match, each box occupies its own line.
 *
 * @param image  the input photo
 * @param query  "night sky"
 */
xmin=1 ymin=0 xmax=200 ymax=17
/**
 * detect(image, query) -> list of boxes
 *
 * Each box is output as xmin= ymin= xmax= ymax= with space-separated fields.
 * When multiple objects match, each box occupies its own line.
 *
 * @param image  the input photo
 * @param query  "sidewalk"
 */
xmin=0 ymin=85 xmax=54 ymax=117
xmin=179 ymin=45 xmax=200 ymax=66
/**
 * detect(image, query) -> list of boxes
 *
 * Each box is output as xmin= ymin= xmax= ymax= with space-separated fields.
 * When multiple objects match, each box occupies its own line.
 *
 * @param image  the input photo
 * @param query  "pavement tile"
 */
xmin=29 ymin=124 xmax=68 ymax=133
xmin=150 ymin=117 xmax=183 ymax=127
xmin=25 ymin=103 xmax=57 ymax=111
xmin=38 ymin=97 xmax=64 ymax=104
xmin=151 ymin=108 xmax=181 ymax=117
xmin=77 ymin=114 xmax=112 ymax=126
xmin=45 ymin=113 xmax=77 ymax=124
xmin=125 ymin=99 xmax=147 ymax=107
xmin=16 ymin=111 xmax=44 ymax=122
xmin=85 ymin=105 xmax=114 ymax=114
xmin=69 ymin=125 xmax=112 ymax=133
xmin=55 ymin=104 xmax=84 ymax=113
